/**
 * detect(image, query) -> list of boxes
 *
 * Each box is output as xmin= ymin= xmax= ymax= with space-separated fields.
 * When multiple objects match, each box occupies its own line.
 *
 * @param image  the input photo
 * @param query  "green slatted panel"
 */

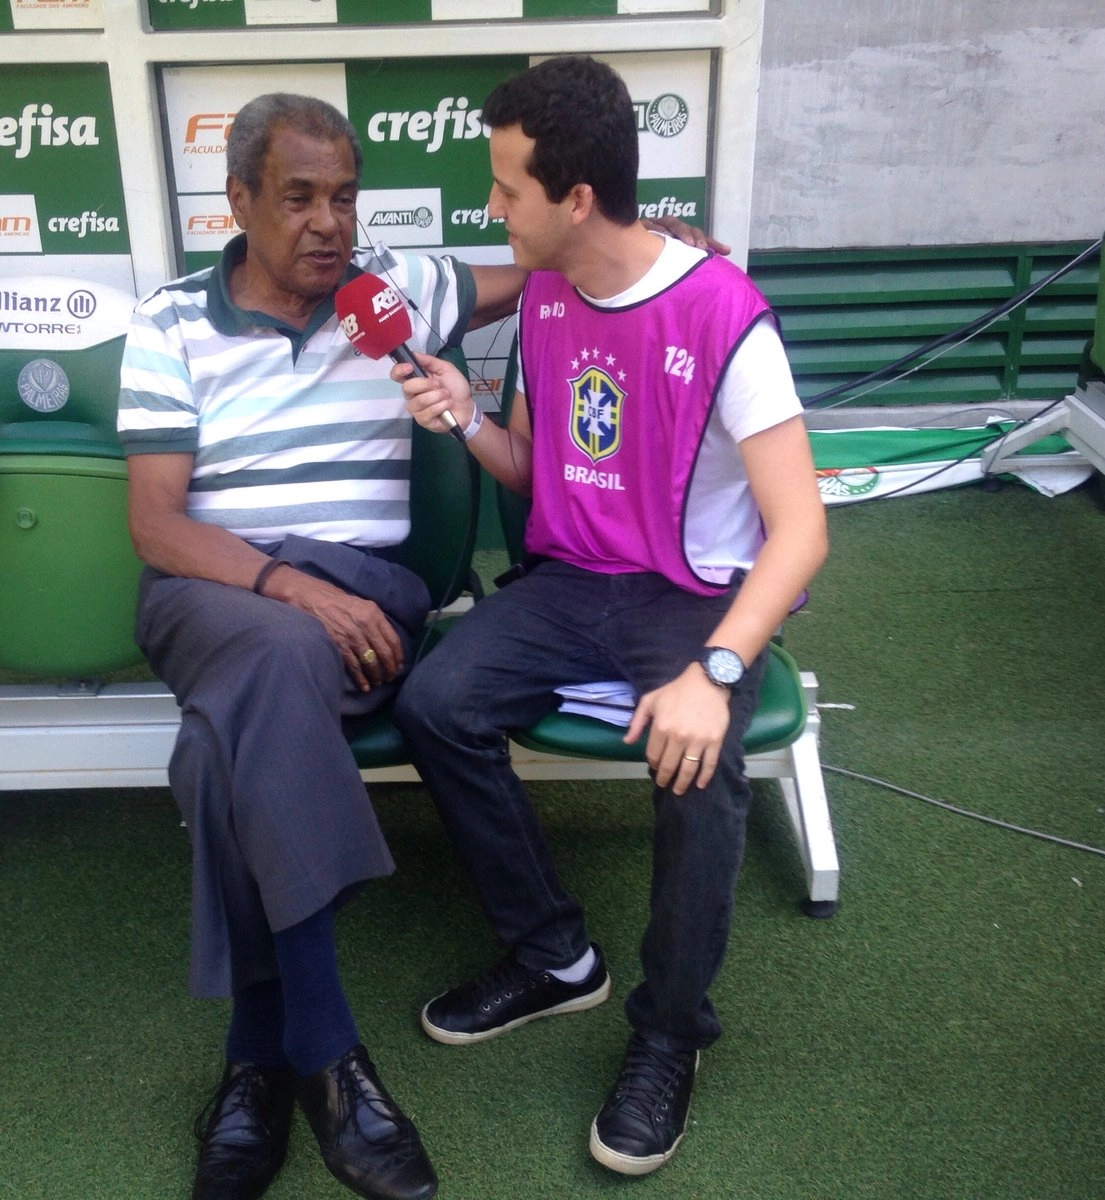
xmin=747 ymin=242 xmax=1102 ymax=408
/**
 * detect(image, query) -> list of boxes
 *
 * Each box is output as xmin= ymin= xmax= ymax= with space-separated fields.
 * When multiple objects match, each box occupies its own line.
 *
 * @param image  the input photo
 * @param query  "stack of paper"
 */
xmin=554 ymin=680 xmax=638 ymax=727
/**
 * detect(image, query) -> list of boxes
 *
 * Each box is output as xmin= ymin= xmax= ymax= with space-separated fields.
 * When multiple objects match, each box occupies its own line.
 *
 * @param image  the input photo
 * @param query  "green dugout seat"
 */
xmin=512 ymin=640 xmax=809 ymax=761
xmin=0 ymin=276 xmax=143 ymax=677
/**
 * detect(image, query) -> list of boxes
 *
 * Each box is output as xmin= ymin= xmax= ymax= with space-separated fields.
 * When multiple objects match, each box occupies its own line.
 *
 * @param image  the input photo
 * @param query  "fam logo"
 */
xmin=17 ymin=358 xmax=70 ymax=413
xmin=0 ymin=213 xmax=34 ymax=237
xmin=570 ymin=365 xmax=624 ymax=465
xmin=366 ymin=206 xmax=433 ymax=229
xmin=817 ymin=467 xmax=880 ymax=500
xmin=635 ymin=94 xmax=690 ymax=139
xmin=186 ymin=213 xmax=239 ymax=236
xmin=0 ymin=196 xmax=43 ymax=253
xmin=183 ymin=112 xmax=235 ymax=155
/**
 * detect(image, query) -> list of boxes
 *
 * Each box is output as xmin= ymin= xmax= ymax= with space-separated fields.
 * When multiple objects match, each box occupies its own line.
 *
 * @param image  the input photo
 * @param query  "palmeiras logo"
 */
xmin=18 ymin=358 xmax=70 ymax=413
xmin=570 ymin=366 xmax=624 ymax=464
xmin=817 ymin=467 xmax=880 ymax=499
xmin=644 ymin=94 xmax=689 ymax=138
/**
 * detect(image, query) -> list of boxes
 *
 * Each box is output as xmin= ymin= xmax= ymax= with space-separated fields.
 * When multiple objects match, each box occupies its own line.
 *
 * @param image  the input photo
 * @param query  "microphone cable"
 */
xmin=353 ymin=229 xmax=517 ymax=652
xmin=823 ymin=762 xmax=1105 ymax=858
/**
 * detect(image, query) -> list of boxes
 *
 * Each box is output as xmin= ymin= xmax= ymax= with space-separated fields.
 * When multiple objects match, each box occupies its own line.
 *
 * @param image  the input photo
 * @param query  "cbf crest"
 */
xmin=569 ymin=366 xmax=625 ymax=463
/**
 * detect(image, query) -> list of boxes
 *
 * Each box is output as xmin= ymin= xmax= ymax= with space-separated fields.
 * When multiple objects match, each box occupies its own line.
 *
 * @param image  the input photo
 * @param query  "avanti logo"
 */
xmin=0 ymin=104 xmax=100 ymax=160
xmin=366 ymin=207 xmax=433 ymax=229
xmin=635 ymin=94 xmax=690 ymax=139
xmin=365 ymin=97 xmax=486 ymax=155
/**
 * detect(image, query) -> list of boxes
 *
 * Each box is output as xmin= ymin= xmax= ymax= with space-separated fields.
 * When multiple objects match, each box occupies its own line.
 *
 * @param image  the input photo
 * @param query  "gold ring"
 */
xmin=360 ymin=647 xmax=378 ymax=667
xmin=683 ymin=754 xmax=701 ymax=763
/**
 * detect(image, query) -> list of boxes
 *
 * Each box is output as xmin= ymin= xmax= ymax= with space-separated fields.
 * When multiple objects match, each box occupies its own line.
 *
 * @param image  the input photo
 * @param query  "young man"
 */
xmin=393 ymin=56 xmax=828 ymax=1176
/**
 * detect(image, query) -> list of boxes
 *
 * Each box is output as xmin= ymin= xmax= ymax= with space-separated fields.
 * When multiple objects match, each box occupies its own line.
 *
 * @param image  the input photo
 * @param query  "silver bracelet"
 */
xmin=460 ymin=403 xmax=484 ymax=443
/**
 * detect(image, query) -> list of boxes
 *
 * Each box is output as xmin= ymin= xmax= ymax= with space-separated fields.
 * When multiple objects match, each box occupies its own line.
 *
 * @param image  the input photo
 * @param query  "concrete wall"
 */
xmin=750 ymin=1 xmax=1105 ymax=249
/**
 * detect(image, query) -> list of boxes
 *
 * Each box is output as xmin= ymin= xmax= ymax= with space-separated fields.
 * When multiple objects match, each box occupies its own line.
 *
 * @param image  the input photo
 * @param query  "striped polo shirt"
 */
xmin=117 ymin=235 xmax=475 ymax=548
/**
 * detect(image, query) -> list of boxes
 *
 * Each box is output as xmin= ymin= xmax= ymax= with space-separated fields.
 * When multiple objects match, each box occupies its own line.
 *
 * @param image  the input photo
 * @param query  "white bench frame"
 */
xmin=0 ymin=669 xmax=840 ymax=910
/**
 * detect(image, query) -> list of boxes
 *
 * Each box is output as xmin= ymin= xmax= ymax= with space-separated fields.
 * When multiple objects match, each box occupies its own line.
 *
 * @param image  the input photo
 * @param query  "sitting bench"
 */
xmin=0 ymin=295 xmax=839 ymax=916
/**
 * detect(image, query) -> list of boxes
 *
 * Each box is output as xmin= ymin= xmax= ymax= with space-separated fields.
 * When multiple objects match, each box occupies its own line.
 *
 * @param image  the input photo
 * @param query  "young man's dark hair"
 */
xmin=481 ymin=55 xmax=639 ymax=226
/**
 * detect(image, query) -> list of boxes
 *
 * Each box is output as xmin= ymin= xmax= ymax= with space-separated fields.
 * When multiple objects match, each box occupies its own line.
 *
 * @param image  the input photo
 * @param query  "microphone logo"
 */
xmin=339 ymin=312 xmax=363 ymax=343
xmin=371 ymin=286 xmax=403 ymax=317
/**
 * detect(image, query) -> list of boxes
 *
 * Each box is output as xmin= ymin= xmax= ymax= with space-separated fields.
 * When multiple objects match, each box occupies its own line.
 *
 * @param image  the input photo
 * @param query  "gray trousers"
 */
xmin=135 ymin=536 xmax=430 ymax=998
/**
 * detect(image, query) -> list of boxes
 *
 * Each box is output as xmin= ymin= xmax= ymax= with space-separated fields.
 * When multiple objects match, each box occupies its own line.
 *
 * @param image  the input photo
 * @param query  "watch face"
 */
xmin=704 ymin=647 xmax=745 ymax=686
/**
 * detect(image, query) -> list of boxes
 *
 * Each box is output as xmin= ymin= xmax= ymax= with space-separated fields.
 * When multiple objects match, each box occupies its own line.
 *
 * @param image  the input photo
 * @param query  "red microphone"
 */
xmin=335 ymin=272 xmax=465 ymax=443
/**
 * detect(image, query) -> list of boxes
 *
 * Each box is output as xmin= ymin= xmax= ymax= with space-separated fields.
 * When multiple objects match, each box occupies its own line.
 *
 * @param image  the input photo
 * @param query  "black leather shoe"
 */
xmin=421 ymin=944 xmax=611 ymax=1045
xmin=589 ymin=1033 xmax=699 ymax=1176
xmin=297 ymin=1044 xmax=438 ymax=1200
xmin=192 ymin=1061 xmax=295 ymax=1200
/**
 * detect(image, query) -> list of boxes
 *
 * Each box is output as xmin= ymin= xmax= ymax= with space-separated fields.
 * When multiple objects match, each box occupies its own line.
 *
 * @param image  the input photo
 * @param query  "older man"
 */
xmin=118 ymin=93 xmax=526 ymax=1200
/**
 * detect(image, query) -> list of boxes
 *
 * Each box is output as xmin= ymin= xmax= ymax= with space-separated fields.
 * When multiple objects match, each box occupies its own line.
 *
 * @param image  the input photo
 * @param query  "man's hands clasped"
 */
xmin=261 ymin=566 xmax=404 ymax=692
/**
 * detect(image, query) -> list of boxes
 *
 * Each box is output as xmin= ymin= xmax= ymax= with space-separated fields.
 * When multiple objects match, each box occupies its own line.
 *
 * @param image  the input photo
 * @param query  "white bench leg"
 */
xmin=776 ymin=725 xmax=840 ymax=914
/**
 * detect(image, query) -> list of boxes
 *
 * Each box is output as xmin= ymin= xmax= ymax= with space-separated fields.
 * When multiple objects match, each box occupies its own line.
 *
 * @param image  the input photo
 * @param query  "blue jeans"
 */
xmin=394 ymin=560 xmax=766 ymax=1051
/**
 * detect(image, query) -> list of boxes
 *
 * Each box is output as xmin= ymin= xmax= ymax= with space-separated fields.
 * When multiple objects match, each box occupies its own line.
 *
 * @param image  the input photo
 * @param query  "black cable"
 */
xmin=824 ymin=763 xmax=1105 ymax=857
xmin=802 ymin=238 xmax=1103 ymax=408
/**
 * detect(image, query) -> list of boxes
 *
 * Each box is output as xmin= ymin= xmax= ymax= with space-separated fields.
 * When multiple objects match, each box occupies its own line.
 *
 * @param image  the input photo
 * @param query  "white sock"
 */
xmin=548 ymin=945 xmax=597 ymax=984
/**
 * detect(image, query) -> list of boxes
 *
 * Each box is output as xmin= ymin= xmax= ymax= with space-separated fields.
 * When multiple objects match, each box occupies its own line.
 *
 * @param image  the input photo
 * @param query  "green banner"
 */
xmin=148 ymin=0 xmax=697 ymax=30
xmin=0 ymin=63 xmax=130 ymax=257
xmin=346 ymin=56 xmax=528 ymax=250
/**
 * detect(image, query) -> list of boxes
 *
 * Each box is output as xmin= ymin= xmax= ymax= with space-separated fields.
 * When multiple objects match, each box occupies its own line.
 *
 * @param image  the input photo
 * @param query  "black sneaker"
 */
xmin=589 ymin=1032 xmax=699 ymax=1176
xmin=421 ymin=944 xmax=611 ymax=1045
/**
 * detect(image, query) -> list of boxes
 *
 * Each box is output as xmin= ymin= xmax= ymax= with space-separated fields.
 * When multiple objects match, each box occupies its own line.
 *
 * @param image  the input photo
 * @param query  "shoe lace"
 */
xmin=462 ymin=955 xmax=542 ymax=1012
xmin=611 ymin=1039 xmax=694 ymax=1124
xmin=193 ymin=1064 xmax=266 ymax=1141
xmin=335 ymin=1053 xmax=423 ymax=1172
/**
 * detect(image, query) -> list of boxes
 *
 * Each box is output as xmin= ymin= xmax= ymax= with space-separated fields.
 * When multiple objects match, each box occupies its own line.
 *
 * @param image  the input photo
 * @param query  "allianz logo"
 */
xmin=0 ymin=104 xmax=99 ymax=160
xmin=0 ymin=287 xmax=97 ymax=319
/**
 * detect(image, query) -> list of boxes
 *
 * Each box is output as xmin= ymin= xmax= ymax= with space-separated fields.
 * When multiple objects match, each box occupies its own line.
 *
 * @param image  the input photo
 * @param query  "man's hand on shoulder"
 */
xmin=642 ymin=215 xmax=731 ymax=256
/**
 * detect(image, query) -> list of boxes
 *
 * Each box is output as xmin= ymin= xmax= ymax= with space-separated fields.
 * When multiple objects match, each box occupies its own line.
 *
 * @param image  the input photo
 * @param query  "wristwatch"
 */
xmin=700 ymin=646 xmax=746 ymax=689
